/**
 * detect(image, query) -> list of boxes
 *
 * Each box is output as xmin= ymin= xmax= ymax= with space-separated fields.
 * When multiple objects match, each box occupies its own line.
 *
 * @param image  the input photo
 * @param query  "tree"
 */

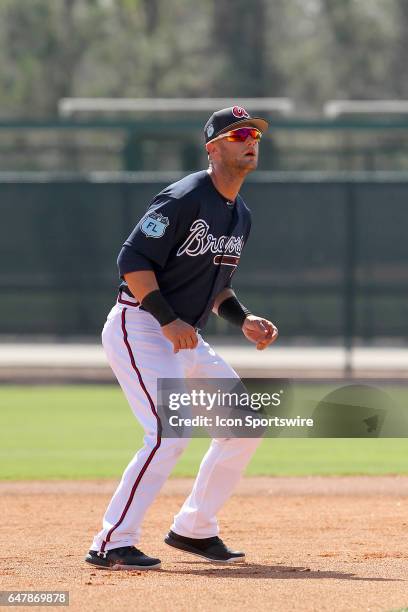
xmin=210 ymin=0 xmax=282 ymax=97
xmin=0 ymin=0 xmax=404 ymax=118
xmin=391 ymin=0 xmax=408 ymax=97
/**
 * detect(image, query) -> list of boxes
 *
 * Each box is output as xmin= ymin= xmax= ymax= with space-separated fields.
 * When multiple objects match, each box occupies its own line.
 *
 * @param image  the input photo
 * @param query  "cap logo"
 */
xmin=232 ymin=106 xmax=250 ymax=119
xmin=207 ymin=124 xmax=214 ymax=138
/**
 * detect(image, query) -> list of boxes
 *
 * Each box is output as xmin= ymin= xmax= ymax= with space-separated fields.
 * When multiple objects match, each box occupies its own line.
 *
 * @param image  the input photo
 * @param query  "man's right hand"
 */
xmin=161 ymin=319 xmax=198 ymax=353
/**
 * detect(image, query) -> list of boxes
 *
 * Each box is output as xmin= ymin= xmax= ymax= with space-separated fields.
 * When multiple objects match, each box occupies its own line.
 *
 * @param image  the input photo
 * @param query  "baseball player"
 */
xmin=85 ymin=106 xmax=278 ymax=570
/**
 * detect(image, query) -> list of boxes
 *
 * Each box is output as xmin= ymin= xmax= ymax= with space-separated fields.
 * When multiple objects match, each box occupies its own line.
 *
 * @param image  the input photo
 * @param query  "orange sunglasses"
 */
xmin=213 ymin=127 xmax=262 ymax=143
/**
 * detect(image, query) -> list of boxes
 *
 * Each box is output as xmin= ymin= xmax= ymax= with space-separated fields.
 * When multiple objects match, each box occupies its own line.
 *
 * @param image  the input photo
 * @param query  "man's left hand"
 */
xmin=242 ymin=315 xmax=279 ymax=351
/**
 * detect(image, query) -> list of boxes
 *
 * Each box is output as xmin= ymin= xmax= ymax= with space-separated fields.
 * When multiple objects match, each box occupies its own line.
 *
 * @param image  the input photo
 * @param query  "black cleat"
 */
xmin=164 ymin=530 xmax=245 ymax=563
xmin=85 ymin=546 xmax=161 ymax=570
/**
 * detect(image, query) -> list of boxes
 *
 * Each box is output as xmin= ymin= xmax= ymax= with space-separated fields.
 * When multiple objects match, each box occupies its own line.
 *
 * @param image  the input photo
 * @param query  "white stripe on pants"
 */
xmin=91 ymin=301 xmax=261 ymax=551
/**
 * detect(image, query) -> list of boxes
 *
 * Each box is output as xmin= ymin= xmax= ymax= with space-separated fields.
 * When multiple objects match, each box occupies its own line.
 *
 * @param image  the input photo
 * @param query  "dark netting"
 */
xmin=1 ymin=174 xmax=407 ymax=340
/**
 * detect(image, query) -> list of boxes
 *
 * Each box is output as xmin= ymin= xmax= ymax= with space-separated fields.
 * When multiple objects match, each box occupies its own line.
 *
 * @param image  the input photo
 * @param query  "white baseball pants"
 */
xmin=91 ymin=294 xmax=261 ymax=552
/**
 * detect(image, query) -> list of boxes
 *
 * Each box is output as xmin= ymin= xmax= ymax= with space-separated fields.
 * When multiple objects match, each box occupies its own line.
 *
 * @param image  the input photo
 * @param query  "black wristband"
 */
xmin=141 ymin=290 xmax=177 ymax=326
xmin=217 ymin=296 xmax=251 ymax=328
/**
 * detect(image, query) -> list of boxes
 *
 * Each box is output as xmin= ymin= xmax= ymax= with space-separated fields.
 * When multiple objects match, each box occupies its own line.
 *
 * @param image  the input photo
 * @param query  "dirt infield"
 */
xmin=2 ymin=477 xmax=408 ymax=612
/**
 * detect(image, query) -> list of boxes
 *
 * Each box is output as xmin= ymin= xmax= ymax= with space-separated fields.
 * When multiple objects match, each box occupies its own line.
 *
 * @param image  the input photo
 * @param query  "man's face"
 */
xmin=207 ymin=132 xmax=260 ymax=174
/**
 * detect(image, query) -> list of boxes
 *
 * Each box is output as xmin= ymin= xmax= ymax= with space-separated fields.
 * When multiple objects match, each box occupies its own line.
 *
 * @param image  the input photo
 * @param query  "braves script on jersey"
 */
xmin=118 ymin=170 xmax=251 ymax=328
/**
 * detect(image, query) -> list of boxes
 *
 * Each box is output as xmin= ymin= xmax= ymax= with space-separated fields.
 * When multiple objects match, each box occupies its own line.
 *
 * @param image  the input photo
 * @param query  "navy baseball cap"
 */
xmin=204 ymin=106 xmax=269 ymax=144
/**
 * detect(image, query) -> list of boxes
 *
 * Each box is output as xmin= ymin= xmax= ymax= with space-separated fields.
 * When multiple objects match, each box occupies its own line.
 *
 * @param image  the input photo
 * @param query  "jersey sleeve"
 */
xmin=117 ymin=246 xmax=154 ymax=278
xmin=244 ymin=208 xmax=252 ymax=243
xmin=122 ymin=196 xmax=189 ymax=270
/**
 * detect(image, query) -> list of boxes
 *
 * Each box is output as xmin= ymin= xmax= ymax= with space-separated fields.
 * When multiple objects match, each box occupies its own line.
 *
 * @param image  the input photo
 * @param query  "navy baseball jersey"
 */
xmin=117 ymin=170 xmax=251 ymax=329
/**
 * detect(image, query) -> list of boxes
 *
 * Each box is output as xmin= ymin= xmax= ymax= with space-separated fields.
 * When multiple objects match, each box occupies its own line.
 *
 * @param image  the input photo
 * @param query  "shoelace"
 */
xmin=116 ymin=546 xmax=144 ymax=556
xmin=205 ymin=536 xmax=223 ymax=545
xmin=97 ymin=546 xmax=145 ymax=559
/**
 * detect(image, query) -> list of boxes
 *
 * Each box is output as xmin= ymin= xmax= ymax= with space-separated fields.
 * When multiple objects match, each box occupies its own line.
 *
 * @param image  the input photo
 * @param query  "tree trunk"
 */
xmin=212 ymin=0 xmax=274 ymax=97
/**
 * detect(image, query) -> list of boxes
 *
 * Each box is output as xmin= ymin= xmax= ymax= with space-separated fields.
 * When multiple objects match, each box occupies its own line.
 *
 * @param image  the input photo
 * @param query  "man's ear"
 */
xmin=206 ymin=141 xmax=219 ymax=158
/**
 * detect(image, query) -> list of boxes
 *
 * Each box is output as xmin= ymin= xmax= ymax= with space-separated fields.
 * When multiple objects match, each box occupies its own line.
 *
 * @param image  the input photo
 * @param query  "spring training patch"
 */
xmin=141 ymin=212 xmax=170 ymax=238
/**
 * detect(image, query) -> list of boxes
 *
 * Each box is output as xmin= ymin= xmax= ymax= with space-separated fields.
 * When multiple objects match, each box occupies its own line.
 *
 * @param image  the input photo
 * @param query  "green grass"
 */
xmin=1 ymin=385 xmax=408 ymax=479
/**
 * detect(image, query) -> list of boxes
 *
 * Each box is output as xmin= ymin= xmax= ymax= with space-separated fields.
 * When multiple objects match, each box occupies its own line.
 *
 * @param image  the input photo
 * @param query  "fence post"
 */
xmin=344 ymin=182 xmax=357 ymax=377
xmin=123 ymin=130 xmax=143 ymax=170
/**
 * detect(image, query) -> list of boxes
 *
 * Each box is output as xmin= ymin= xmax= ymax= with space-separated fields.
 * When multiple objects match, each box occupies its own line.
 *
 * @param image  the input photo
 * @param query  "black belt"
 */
xmin=120 ymin=285 xmax=136 ymax=299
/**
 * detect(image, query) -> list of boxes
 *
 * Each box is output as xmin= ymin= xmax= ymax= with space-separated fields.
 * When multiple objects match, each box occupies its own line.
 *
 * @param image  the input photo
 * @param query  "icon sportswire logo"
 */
xmin=176 ymin=219 xmax=244 ymax=267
